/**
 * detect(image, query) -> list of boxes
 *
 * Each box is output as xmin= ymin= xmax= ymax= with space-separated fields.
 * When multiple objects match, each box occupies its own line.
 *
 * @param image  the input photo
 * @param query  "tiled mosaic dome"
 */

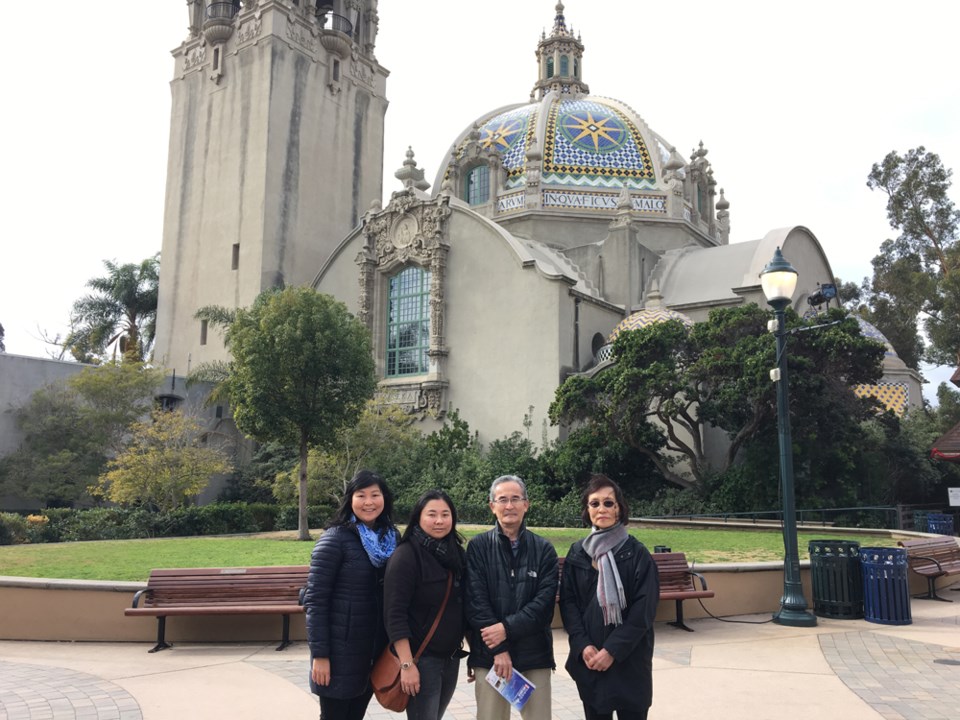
xmin=451 ymin=95 xmax=665 ymax=192
xmin=853 ymin=317 xmax=909 ymax=415
xmin=594 ymin=308 xmax=694 ymax=363
xmin=608 ymin=308 xmax=694 ymax=342
xmin=855 ymin=317 xmax=896 ymax=356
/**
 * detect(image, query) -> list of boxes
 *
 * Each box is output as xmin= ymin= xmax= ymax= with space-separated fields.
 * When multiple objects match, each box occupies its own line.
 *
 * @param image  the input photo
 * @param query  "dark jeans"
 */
xmin=583 ymin=704 xmax=648 ymax=720
xmin=406 ymin=654 xmax=460 ymax=720
xmin=318 ymin=688 xmax=373 ymax=720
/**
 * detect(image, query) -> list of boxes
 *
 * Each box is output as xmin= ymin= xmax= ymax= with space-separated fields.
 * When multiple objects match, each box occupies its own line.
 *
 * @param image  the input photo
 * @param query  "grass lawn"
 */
xmin=0 ymin=525 xmax=900 ymax=583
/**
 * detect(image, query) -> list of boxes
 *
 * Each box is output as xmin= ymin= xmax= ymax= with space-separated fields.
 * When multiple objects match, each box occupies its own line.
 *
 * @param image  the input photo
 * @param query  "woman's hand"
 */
xmin=581 ymin=644 xmax=599 ymax=665
xmin=311 ymin=657 xmax=331 ymax=686
xmin=585 ymin=648 xmax=614 ymax=671
xmin=400 ymin=664 xmax=420 ymax=695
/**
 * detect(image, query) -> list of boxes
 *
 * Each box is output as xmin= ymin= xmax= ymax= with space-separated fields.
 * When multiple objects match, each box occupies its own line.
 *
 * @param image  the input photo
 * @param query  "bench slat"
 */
xmin=125 ymin=566 xmax=311 ymax=651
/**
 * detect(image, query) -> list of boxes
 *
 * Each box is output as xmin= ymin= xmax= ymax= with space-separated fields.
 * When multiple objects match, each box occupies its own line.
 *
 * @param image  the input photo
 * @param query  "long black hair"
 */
xmin=326 ymin=469 xmax=396 ymax=534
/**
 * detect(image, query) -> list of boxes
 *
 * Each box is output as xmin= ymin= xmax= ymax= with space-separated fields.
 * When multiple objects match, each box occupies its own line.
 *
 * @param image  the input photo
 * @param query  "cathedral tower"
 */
xmin=154 ymin=0 xmax=388 ymax=373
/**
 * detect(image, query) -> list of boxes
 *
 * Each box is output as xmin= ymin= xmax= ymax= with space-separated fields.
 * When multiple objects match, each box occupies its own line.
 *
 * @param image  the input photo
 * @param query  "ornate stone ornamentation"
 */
xmin=237 ymin=17 xmax=263 ymax=44
xmin=351 ymin=58 xmax=375 ymax=88
xmin=357 ymin=189 xmax=453 ymax=418
xmin=184 ymin=44 xmax=207 ymax=71
xmin=286 ymin=22 xmax=317 ymax=52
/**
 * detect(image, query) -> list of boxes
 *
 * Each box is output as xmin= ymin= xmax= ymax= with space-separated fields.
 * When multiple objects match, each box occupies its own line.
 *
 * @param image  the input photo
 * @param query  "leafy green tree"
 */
xmin=93 ymin=410 xmax=231 ymax=511
xmin=864 ymin=148 xmax=960 ymax=367
xmin=66 ymin=255 xmax=160 ymax=363
xmin=215 ymin=287 xmax=376 ymax=540
xmin=273 ymin=402 xmax=421 ymax=507
xmin=0 ymin=363 xmax=163 ymax=506
xmin=550 ymin=306 xmax=886 ymax=493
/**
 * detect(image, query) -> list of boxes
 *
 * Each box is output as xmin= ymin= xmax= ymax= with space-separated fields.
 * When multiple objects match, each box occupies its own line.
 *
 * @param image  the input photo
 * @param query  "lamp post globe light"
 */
xmin=760 ymin=247 xmax=817 ymax=628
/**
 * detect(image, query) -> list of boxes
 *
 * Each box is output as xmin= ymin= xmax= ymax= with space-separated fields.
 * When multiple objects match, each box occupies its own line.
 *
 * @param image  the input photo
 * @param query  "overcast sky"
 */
xmin=1 ymin=1 xmax=957 ymax=398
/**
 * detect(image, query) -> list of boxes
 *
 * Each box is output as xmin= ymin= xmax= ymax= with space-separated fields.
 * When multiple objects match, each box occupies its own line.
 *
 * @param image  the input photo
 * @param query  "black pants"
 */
xmin=583 ymin=704 xmax=648 ymax=720
xmin=318 ymin=688 xmax=374 ymax=720
xmin=405 ymin=655 xmax=460 ymax=720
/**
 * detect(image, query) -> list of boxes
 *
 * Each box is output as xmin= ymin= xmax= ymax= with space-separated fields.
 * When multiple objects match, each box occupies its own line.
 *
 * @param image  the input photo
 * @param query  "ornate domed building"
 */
xmin=851 ymin=317 xmax=922 ymax=415
xmin=313 ymin=2 xmax=921 ymax=443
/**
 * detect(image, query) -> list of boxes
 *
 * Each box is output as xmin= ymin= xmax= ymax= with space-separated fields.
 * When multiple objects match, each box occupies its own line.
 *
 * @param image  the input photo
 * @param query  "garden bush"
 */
xmin=0 ymin=512 xmax=29 ymax=545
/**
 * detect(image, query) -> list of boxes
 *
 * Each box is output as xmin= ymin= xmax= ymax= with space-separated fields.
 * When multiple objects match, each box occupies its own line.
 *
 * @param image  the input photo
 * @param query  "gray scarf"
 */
xmin=581 ymin=523 xmax=628 ymax=626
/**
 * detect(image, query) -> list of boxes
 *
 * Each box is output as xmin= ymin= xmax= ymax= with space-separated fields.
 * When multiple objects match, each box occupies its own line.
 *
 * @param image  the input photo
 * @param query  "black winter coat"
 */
xmin=303 ymin=524 xmax=398 ymax=698
xmin=465 ymin=522 xmax=558 ymax=672
xmin=559 ymin=536 xmax=659 ymax=714
xmin=383 ymin=540 xmax=466 ymax=658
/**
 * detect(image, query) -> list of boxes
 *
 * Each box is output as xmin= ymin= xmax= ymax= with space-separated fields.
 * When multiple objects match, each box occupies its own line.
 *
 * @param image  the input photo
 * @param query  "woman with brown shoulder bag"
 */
xmin=382 ymin=489 xmax=467 ymax=720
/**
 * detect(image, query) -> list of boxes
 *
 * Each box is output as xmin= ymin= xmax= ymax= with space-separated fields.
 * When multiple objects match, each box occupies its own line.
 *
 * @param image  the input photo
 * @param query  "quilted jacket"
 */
xmin=303 ymin=524 xmax=397 ymax=698
xmin=465 ymin=522 xmax=559 ymax=672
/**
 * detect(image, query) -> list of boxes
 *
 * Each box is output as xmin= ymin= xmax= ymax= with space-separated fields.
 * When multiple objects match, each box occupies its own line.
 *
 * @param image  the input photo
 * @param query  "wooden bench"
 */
xmin=125 ymin=566 xmax=309 ymax=652
xmin=898 ymin=536 xmax=960 ymax=602
xmin=557 ymin=551 xmax=716 ymax=632
xmin=652 ymin=552 xmax=715 ymax=631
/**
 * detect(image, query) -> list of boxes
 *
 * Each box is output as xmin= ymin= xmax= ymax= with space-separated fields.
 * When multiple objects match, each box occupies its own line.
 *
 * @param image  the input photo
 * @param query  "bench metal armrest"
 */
xmin=910 ymin=553 xmax=945 ymax=573
xmin=131 ymin=589 xmax=151 ymax=608
xmin=688 ymin=571 xmax=709 ymax=591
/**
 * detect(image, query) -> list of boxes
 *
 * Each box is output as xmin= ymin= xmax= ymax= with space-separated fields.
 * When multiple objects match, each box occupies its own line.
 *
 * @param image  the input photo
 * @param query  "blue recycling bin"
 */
xmin=859 ymin=547 xmax=911 ymax=625
xmin=808 ymin=540 xmax=863 ymax=619
xmin=927 ymin=513 xmax=955 ymax=535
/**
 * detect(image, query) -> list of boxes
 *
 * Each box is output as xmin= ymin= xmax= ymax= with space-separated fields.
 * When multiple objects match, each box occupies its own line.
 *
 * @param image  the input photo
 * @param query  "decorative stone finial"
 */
xmin=616 ymin=186 xmax=632 ymax=211
xmin=664 ymin=145 xmax=684 ymax=172
xmin=716 ymin=188 xmax=729 ymax=211
xmin=644 ymin=280 xmax=664 ymax=309
xmin=394 ymin=146 xmax=431 ymax=191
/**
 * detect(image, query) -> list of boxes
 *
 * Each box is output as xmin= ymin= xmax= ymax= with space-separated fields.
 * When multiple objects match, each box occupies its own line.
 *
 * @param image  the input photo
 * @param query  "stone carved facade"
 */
xmin=357 ymin=190 xmax=452 ymax=418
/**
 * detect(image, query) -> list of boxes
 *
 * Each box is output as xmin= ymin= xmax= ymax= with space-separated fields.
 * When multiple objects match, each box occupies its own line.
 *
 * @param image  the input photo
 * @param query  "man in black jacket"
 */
xmin=466 ymin=474 xmax=558 ymax=720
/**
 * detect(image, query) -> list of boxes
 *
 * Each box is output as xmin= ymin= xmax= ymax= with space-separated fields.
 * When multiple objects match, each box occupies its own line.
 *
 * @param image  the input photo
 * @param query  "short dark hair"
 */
xmin=327 ymin=469 xmax=395 ymax=534
xmin=580 ymin=473 xmax=630 ymax=527
xmin=401 ymin=489 xmax=465 ymax=546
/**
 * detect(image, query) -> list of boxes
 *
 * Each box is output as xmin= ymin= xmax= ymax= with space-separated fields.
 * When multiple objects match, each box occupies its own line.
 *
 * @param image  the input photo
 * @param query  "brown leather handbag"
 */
xmin=371 ymin=572 xmax=453 ymax=712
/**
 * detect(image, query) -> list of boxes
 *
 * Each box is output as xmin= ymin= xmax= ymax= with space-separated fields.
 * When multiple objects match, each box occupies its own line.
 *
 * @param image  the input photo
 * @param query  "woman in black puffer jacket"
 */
xmin=304 ymin=470 xmax=400 ymax=720
xmin=560 ymin=474 xmax=659 ymax=720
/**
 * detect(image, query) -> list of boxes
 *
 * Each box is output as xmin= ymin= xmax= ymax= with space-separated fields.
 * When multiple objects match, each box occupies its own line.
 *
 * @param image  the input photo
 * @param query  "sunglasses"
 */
xmin=588 ymin=500 xmax=617 ymax=509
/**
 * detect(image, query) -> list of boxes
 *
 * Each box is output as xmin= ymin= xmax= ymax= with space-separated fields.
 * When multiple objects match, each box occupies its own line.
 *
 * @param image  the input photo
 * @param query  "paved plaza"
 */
xmin=2 ymin=586 xmax=960 ymax=720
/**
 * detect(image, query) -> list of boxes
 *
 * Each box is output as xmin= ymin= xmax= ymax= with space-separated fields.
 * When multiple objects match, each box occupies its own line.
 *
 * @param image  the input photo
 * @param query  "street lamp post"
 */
xmin=760 ymin=247 xmax=817 ymax=628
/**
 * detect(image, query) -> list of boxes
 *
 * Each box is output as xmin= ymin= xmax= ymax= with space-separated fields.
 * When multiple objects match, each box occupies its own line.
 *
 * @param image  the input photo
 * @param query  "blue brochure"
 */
xmin=485 ymin=667 xmax=536 ymax=711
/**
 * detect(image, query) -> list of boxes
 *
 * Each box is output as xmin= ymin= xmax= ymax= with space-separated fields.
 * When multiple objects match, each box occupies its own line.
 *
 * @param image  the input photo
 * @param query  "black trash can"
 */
xmin=927 ymin=513 xmax=955 ymax=536
xmin=653 ymin=545 xmax=671 ymax=553
xmin=860 ymin=547 xmax=911 ymax=625
xmin=808 ymin=539 xmax=863 ymax=619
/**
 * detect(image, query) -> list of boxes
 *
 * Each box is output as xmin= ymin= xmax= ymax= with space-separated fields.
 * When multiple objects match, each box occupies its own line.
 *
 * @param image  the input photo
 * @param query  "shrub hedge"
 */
xmin=0 ymin=502 xmax=336 ymax=545
xmin=0 ymin=496 xmax=583 ymax=545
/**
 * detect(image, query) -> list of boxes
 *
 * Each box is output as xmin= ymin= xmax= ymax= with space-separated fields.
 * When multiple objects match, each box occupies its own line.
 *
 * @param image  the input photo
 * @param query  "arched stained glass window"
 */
xmin=386 ymin=266 xmax=431 ymax=377
xmin=560 ymin=55 xmax=569 ymax=77
xmin=466 ymin=165 xmax=490 ymax=205
xmin=546 ymin=57 xmax=554 ymax=78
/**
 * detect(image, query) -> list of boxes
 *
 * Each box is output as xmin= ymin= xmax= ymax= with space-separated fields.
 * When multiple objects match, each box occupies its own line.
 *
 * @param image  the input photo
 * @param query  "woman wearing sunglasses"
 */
xmin=559 ymin=474 xmax=659 ymax=720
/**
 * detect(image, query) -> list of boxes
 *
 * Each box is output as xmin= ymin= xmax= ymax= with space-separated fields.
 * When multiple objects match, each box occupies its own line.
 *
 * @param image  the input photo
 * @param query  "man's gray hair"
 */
xmin=489 ymin=474 xmax=527 ymax=502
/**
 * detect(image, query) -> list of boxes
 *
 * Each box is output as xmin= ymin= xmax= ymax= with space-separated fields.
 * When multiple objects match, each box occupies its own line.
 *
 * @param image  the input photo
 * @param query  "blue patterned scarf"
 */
xmin=354 ymin=516 xmax=397 ymax=568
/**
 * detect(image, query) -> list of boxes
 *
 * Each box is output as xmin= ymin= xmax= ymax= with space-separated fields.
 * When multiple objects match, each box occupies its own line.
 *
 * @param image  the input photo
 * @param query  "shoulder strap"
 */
xmin=413 ymin=571 xmax=454 ymax=660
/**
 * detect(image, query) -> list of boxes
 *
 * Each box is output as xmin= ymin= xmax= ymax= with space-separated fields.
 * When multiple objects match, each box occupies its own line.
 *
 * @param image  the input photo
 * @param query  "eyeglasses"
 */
xmin=492 ymin=496 xmax=526 ymax=506
xmin=588 ymin=500 xmax=617 ymax=509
